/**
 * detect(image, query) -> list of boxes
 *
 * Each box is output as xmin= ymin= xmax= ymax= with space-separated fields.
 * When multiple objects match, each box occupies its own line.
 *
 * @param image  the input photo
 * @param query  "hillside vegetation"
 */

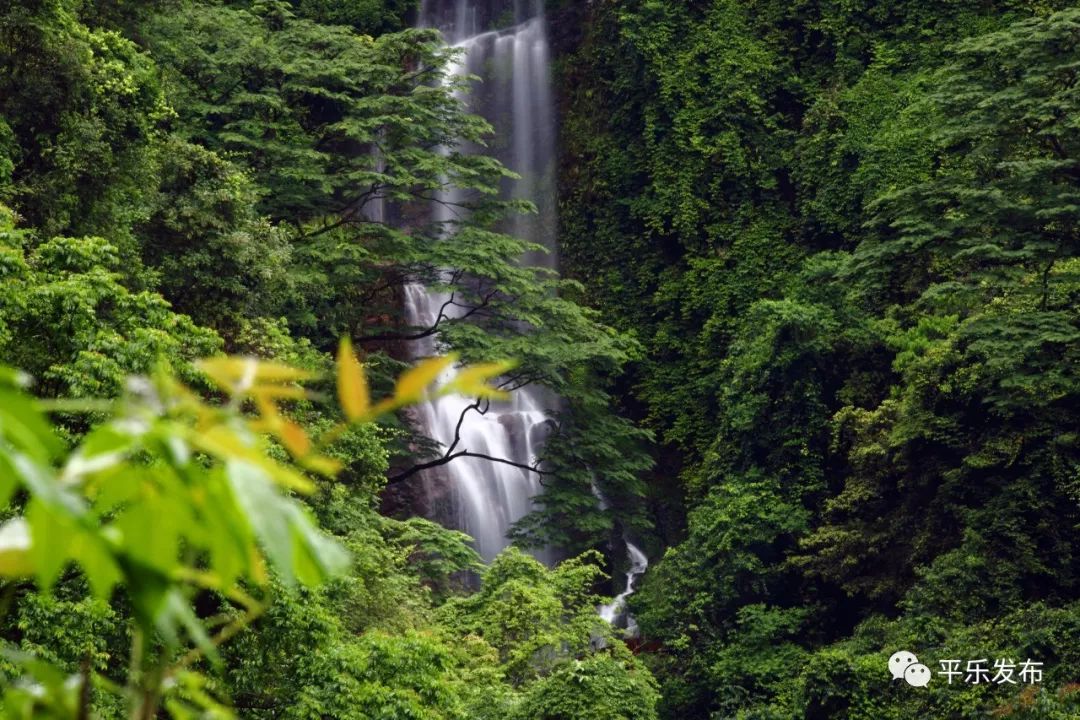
xmin=557 ymin=1 xmax=1080 ymax=718
xmin=1 ymin=1 xmax=1078 ymax=718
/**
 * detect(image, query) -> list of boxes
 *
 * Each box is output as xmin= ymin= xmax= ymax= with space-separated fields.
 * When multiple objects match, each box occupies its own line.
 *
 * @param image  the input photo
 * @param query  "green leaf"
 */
xmin=0 ymin=453 xmax=19 ymax=509
xmin=0 ymin=366 xmax=32 ymax=389
xmin=0 ymin=517 xmax=34 ymax=577
xmin=198 ymin=469 xmax=254 ymax=589
xmin=73 ymin=531 xmax=121 ymax=599
xmin=26 ymin=500 xmax=74 ymax=591
xmin=0 ymin=389 xmax=62 ymax=465
xmin=165 ymin=588 xmax=219 ymax=664
xmin=115 ymin=494 xmax=181 ymax=577
xmin=226 ymin=460 xmax=348 ymax=587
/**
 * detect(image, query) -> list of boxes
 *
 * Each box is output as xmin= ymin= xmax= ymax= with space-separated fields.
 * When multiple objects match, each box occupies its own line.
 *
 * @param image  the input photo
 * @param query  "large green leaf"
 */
xmin=226 ymin=460 xmax=348 ymax=587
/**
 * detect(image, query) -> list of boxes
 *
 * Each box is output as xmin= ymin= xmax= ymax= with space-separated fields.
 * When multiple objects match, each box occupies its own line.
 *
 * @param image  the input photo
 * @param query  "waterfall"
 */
xmin=403 ymin=0 xmax=558 ymax=563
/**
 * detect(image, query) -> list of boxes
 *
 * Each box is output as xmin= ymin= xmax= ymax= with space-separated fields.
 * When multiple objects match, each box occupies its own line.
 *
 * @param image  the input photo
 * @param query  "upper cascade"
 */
xmin=420 ymin=0 xmax=546 ymax=43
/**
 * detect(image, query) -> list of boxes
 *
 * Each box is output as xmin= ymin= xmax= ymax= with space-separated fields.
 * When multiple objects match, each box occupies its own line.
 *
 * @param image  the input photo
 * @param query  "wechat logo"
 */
xmin=890 ymin=650 xmax=931 ymax=688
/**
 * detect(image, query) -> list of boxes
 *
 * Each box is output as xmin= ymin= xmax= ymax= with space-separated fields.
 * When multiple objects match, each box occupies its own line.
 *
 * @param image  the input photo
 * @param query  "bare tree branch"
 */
xmin=387 ymin=396 xmax=552 ymax=486
xmin=387 ymin=450 xmax=550 ymax=486
xmin=444 ymin=397 xmax=489 ymax=457
xmin=357 ymin=287 xmax=500 ymax=343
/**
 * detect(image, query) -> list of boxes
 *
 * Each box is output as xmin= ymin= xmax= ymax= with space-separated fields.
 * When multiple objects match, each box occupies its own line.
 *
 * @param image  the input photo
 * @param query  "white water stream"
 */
xmin=598 ymin=539 xmax=649 ymax=634
xmin=405 ymin=0 xmax=557 ymax=563
xmin=406 ymin=3 xmax=649 ymax=629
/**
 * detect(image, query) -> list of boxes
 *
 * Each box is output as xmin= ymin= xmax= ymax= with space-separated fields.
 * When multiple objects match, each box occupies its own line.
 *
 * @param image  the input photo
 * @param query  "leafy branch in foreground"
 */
xmin=0 ymin=344 xmax=510 ymax=719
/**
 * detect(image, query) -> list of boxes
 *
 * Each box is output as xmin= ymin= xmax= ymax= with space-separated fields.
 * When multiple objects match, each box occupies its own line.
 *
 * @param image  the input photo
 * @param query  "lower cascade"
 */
xmin=599 ymin=539 xmax=649 ymax=636
xmin=406 ymin=0 xmax=558 ymax=562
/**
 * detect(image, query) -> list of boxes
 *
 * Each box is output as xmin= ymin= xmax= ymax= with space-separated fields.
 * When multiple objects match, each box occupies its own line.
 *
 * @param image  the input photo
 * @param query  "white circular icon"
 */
xmin=889 ymin=650 xmax=919 ymax=680
xmin=904 ymin=663 xmax=931 ymax=687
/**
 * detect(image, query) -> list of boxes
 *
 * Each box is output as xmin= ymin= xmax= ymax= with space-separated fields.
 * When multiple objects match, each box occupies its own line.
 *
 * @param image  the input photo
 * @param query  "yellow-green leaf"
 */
xmin=191 ymin=426 xmax=314 ymax=494
xmin=395 ymin=355 xmax=457 ymax=403
xmin=249 ymin=385 xmax=308 ymax=401
xmin=445 ymin=360 xmax=517 ymax=399
xmin=302 ymin=455 xmax=344 ymax=477
xmin=198 ymin=357 xmax=313 ymax=395
xmin=337 ymin=337 xmax=370 ymax=421
xmin=279 ymin=421 xmax=311 ymax=457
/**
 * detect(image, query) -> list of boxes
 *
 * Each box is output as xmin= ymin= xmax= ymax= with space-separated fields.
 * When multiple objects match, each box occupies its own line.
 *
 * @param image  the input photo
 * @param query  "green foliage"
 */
xmin=138 ymin=5 xmax=645 ymax=523
xmin=511 ymin=383 xmax=654 ymax=556
xmin=138 ymin=138 xmax=297 ymax=334
xmin=855 ymin=8 xmax=1080 ymax=312
xmin=144 ymin=2 xmax=473 ymax=224
xmin=0 ymin=206 xmax=222 ymax=401
xmin=288 ymin=0 xmax=414 ymax=33
xmin=511 ymin=653 xmax=660 ymax=720
xmin=0 ymin=346 xmax=546 ymax=718
xmin=0 ymin=356 xmax=350 ymax=716
xmin=561 ymin=2 xmax=1080 ymax=719
xmin=438 ymin=548 xmax=609 ymax=684
xmin=438 ymin=547 xmax=660 ymax=719
xmin=0 ymin=118 xmax=13 ymax=192
xmin=24 ymin=0 xmax=1080 ymax=718
xmin=222 ymin=585 xmax=476 ymax=720
xmin=799 ymin=8 xmax=1080 ymax=614
xmin=382 ymin=516 xmax=484 ymax=599
xmin=0 ymin=0 xmax=168 ymax=251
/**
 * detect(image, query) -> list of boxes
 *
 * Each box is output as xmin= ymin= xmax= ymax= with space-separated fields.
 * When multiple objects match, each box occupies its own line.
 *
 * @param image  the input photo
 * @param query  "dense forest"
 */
xmin=0 ymin=0 xmax=1078 ymax=718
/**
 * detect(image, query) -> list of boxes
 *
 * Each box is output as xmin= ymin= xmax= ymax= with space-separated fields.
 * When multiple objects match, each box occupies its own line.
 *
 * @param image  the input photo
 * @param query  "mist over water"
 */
xmin=404 ymin=0 xmax=557 ymax=563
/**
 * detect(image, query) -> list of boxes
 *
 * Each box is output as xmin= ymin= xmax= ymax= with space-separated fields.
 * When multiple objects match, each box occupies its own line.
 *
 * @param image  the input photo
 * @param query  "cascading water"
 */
xmin=404 ymin=0 xmax=558 ymax=562
xmin=594 ymin=484 xmax=649 ymax=634
xmin=598 ymin=539 xmax=649 ymax=635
